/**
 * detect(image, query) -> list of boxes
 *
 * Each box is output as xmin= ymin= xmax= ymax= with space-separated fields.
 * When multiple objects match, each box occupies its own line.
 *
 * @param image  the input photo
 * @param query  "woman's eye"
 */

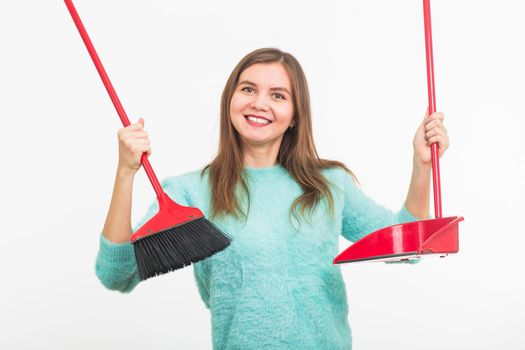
xmin=273 ymin=93 xmax=285 ymax=100
xmin=241 ymin=87 xmax=254 ymax=93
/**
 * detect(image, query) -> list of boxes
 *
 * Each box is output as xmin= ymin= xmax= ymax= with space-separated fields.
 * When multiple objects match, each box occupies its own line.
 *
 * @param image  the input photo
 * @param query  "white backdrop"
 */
xmin=1 ymin=0 xmax=524 ymax=349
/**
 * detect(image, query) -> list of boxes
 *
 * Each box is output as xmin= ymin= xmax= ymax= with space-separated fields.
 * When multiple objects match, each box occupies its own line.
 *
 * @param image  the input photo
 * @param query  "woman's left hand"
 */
xmin=412 ymin=109 xmax=449 ymax=165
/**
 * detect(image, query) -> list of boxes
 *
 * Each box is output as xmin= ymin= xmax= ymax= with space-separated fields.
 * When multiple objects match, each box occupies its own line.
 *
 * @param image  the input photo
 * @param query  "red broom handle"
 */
xmin=64 ymin=0 xmax=165 ymax=200
xmin=423 ymin=0 xmax=442 ymax=218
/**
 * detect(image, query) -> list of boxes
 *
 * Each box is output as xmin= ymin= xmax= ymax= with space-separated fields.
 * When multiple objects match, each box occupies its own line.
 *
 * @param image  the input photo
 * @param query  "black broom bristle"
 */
xmin=133 ymin=218 xmax=232 ymax=281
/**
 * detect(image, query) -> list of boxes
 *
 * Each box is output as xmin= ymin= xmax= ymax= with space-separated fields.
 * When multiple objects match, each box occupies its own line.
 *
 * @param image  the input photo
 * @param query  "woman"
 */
xmin=96 ymin=47 xmax=449 ymax=349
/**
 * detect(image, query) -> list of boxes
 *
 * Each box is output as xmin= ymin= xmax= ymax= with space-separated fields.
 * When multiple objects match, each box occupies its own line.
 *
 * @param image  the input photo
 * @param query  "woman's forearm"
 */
xmin=101 ymin=167 xmax=136 ymax=243
xmin=404 ymin=156 xmax=432 ymax=220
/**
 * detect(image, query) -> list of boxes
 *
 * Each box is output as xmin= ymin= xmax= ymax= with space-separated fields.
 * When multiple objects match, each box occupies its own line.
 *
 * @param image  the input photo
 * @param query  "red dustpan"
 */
xmin=334 ymin=0 xmax=464 ymax=265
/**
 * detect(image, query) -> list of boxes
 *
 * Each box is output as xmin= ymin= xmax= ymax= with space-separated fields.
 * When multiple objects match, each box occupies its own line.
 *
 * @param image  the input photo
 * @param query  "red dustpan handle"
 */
xmin=64 ymin=0 xmax=166 ymax=203
xmin=423 ymin=0 xmax=442 ymax=219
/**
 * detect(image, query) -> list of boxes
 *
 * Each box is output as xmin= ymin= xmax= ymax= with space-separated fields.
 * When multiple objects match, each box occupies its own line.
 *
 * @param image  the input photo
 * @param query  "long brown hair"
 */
xmin=202 ymin=48 xmax=357 ymax=224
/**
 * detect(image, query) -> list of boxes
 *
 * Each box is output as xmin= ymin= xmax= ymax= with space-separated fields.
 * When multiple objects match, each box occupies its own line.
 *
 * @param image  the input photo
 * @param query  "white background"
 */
xmin=1 ymin=0 xmax=524 ymax=349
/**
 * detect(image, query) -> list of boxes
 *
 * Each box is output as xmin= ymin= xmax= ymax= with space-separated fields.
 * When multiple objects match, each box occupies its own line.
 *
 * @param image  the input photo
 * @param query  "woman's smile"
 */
xmin=244 ymin=114 xmax=272 ymax=127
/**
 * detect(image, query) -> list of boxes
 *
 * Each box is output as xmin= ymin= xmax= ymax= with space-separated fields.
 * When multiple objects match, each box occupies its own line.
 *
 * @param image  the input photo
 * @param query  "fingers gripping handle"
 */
xmin=64 ymin=0 xmax=164 ymax=202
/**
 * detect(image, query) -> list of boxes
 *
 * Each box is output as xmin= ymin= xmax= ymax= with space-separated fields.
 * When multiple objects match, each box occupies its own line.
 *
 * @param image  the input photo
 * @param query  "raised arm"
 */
xmin=95 ymin=118 xmax=152 ymax=293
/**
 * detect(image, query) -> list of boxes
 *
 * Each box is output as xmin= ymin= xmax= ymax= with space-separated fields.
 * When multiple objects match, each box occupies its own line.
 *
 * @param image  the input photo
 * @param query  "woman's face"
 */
xmin=230 ymin=62 xmax=294 ymax=148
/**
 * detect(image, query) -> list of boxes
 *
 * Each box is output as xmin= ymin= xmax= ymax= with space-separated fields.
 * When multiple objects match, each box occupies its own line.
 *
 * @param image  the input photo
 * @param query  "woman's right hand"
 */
xmin=117 ymin=117 xmax=152 ymax=175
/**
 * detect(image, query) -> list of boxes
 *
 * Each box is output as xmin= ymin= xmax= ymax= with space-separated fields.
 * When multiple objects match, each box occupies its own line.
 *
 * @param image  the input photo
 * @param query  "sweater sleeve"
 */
xmin=95 ymin=176 xmax=188 ymax=293
xmin=340 ymin=170 xmax=421 ymax=243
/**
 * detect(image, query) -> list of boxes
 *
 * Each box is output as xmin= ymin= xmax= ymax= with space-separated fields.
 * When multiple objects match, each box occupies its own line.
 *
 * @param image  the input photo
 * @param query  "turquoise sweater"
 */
xmin=95 ymin=165 xmax=419 ymax=349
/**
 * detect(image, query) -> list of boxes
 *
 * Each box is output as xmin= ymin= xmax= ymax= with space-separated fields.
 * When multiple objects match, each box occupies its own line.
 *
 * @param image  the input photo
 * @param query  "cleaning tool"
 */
xmin=64 ymin=0 xmax=232 ymax=280
xmin=334 ymin=0 xmax=464 ymax=264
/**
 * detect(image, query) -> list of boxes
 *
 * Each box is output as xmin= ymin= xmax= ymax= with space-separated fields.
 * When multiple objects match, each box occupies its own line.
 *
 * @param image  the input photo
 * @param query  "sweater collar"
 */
xmin=242 ymin=164 xmax=288 ymax=182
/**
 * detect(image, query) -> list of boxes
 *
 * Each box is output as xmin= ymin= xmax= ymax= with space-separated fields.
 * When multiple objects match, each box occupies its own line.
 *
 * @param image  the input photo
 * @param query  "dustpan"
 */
xmin=334 ymin=0 xmax=464 ymax=265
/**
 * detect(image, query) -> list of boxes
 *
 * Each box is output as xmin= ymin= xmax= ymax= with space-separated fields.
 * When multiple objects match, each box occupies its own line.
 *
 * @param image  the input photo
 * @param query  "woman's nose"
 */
xmin=251 ymin=94 xmax=269 ymax=111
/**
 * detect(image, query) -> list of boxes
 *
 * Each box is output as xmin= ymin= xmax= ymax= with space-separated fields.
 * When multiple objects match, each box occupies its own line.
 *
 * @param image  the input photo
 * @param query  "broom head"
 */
xmin=131 ymin=192 xmax=231 ymax=280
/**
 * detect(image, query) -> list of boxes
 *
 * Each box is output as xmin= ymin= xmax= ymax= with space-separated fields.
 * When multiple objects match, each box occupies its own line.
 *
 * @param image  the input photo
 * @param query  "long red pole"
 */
xmin=423 ymin=0 xmax=442 ymax=218
xmin=64 ymin=0 xmax=165 ymax=202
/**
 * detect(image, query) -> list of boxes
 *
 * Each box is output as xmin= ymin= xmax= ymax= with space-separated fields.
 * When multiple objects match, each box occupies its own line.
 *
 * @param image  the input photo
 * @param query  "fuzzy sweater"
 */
xmin=95 ymin=165 xmax=419 ymax=349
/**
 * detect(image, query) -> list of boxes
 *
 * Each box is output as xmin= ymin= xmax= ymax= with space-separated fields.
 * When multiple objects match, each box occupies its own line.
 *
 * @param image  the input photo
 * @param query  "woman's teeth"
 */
xmin=246 ymin=116 xmax=271 ymax=125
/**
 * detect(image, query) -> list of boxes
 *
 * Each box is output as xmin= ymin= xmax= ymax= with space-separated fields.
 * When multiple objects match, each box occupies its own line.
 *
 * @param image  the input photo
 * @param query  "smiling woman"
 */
xmin=204 ymin=48 xmax=358 ymax=222
xmin=96 ymin=47 xmax=448 ymax=349
xmin=230 ymin=63 xmax=295 ymax=160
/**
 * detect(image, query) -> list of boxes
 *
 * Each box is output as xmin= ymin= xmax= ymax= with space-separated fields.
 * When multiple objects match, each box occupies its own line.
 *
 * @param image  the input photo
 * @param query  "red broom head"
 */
xmin=130 ymin=193 xmax=232 ymax=280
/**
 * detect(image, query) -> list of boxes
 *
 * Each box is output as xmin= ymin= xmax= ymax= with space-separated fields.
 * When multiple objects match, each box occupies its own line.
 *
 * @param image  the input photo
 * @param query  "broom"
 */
xmin=64 ymin=0 xmax=232 ymax=280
